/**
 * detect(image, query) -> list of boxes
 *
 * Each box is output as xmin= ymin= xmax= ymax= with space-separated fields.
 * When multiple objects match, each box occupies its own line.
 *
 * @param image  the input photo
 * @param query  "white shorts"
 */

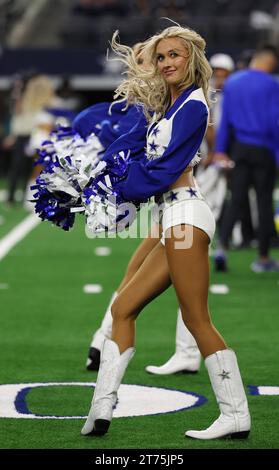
xmin=152 ymin=186 xmax=216 ymax=246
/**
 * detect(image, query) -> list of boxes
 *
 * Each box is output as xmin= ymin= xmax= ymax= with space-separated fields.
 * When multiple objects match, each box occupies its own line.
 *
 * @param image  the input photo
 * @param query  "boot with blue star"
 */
xmin=185 ymin=349 xmax=251 ymax=439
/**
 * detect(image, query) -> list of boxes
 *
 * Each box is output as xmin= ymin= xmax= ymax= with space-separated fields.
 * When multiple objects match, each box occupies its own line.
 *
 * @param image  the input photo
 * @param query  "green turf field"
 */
xmin=0 ymin=203 xmax=29 ymax=239
xmin=0 ymin=204 xmax=278 ymax=450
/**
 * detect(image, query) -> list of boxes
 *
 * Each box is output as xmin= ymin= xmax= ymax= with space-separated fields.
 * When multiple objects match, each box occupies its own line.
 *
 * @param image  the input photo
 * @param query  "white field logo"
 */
xmin=0 ymin=382 xmax=207 ymax=419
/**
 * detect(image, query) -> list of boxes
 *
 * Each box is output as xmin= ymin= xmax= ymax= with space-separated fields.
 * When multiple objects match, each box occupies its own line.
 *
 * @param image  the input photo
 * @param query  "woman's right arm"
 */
xmin=72 ymin=102 xmax=112 ymax=139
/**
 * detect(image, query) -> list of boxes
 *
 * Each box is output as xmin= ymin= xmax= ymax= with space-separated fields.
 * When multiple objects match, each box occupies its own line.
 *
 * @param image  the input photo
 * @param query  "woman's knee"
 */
xmin=111 ymin=295 xmax=137 ymax=323
xmin=180 ymin=307 xmax=211 ymax=335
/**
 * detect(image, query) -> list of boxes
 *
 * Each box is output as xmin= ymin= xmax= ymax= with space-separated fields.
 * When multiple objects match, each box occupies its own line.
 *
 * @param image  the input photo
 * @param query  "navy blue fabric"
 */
xmin=98 ymin=105 xmax=144 ymax=148
xmin=102 ymin=112 xmax=148 ymax=163
xmin=72 ymin=100 xmax=142 ymax=147
xmin=45 ymin=107 xmax=76 ymax=123
xmin=73 ymin=102 xmax=120 ymax=139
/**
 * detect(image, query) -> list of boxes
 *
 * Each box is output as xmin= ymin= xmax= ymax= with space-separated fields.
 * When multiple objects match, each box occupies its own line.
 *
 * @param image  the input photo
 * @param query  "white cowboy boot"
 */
xmin=185 ymin=349 xmax=251 ymax=440
xmin=145 ymin=309 xmax=201 ymax=374
xmin=81 ymin=339 xmax=135 ymax=436
xmin=86 ymin=292 xmax=117 ymax=370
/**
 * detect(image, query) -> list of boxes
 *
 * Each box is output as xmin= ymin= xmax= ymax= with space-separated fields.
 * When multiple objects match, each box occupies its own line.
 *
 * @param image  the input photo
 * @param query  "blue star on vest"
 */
xmin=167 ymin=191 xmax=178 ymax=202
xmin=152 ymin=127 xmax=160 ymax=137
xmin=187 ymin=188 xmax=197 ymax=197
xmin=218 ymin=370 xmax=231 ymax=380
xmin=149 ymin=141 xmax=159 ymax=152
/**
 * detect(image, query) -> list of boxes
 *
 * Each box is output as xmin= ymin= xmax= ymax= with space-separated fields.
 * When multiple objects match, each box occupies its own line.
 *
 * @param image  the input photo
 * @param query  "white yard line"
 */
xmin=0 ymin=214 xmax=40 ymax=262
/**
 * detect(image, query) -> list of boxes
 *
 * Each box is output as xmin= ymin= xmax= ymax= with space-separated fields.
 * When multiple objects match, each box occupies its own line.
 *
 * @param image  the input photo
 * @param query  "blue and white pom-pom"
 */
xmin=81 ymin=151 xmax=140 ymax=234
xmin=32 ymin=125 xmax=105 ymax=230
xmin=32 ymin=182 xmax=78 ymax=231
xmin=36 ymin=125 xmax=104 ymax=177
xmin=32 ymin=127 xmax=141 ymax=233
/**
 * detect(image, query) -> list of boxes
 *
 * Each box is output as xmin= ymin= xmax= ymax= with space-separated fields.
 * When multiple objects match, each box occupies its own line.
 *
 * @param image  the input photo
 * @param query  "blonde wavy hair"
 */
xmin=111 ymin=25 xmax=212 ymax=122
xmin=109 ymin=40 xmax=147 ymax=114
xmin=21 ymin=75 xmax=55 ymax=113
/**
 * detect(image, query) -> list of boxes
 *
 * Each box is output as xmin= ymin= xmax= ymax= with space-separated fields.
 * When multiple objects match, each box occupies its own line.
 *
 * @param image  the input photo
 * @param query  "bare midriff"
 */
xmin=169 ymin=166 xmax=195 ymax=189
xmin=154 ymin=167 xmax=195 ymax=202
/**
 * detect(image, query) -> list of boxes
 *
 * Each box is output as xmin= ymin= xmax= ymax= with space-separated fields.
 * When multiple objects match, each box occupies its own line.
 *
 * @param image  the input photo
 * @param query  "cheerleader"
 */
xmin=81 ymin=25 xmax=251 ymax=440
xmin=79 ymin=43 xmax=200 ymax=375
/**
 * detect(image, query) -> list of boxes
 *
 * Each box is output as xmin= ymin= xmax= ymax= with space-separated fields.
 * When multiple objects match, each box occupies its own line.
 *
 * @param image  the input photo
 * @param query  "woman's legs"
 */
xmin=111 ymin=240 xmax=171 ymax=352
xmin=165 ymin=225 xmax=226 ymax=358
xmin=88 ymin=223 xmax=202 ymax=372
xmin=86 ymin=230 xmax=161 ymax=369
xmin=117 ymin=230 xmax=161 ymax=292
xmin=165 ymin=224 xmax=250 ymax=439
xmin=82 ymin=240 xmax=171 ymax=435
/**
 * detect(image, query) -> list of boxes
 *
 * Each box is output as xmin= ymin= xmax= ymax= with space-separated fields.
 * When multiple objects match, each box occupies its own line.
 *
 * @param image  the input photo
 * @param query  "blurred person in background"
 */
xmin=214 ymin=44 xmax=279 ymax=272
xmin=195 ymin=53 xmax=235 ymax=211
xmin=24 ymin=76 xmax=77 ymax=211
xmin=1 ymin=71 xmax=34 ymax=206
xmin=3 ymin=74 xmax=56 ymax=207
xmin=209 ymin=53 xmax=255 ymax=258
xmin=235 ymin=49 xmax=254 ymax=71
xmin=204 ymin=52 xmax=255 ymax=271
